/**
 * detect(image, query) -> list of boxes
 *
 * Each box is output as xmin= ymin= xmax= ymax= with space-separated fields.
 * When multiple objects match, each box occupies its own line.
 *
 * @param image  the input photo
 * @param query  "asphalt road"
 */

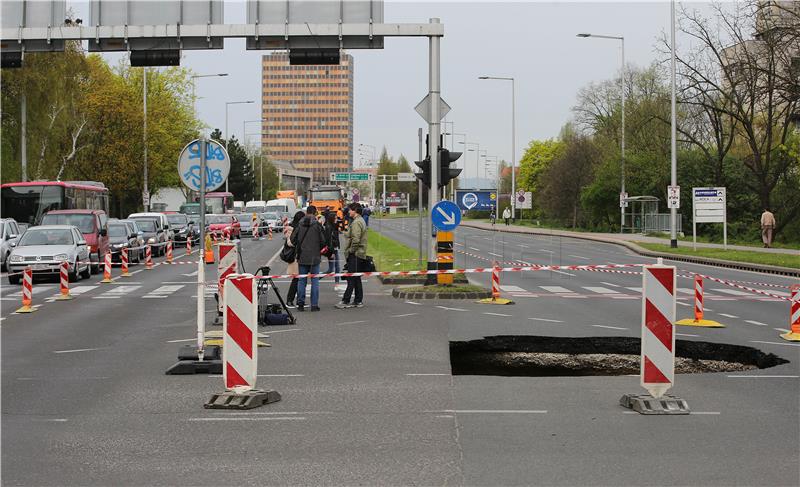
xmin=1 ymin=220 xmax=799 ymax=486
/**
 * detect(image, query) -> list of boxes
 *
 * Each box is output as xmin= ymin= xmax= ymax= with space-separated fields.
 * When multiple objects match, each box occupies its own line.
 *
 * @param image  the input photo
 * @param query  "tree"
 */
xmin=518 ymin=139 xmax=565 ymax=215
xmin=211 ymin=129 xmax=255 ymax=201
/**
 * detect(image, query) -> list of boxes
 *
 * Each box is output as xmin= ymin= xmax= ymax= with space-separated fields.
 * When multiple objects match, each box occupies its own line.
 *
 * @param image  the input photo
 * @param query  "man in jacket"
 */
xmin=761 ymin=209 xmax=776 ymax=248
xmin=336 ymin=203 xmax=368 ymax=309
xmin=291 ymin=205 xmax=325 ymax=311
xmin=502 ymin=206 xmax=512 ymax=226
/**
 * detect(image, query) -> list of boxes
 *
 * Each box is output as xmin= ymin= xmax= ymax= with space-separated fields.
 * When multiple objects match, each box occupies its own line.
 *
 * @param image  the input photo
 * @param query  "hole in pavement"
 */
xmin=449 ymin=336 xmax=789 ymax=377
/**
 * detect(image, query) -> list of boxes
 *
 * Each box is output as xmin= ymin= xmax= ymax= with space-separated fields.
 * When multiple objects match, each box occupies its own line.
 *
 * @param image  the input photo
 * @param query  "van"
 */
xmin=245 ymin=200 xmax=267 ymax=214
xmin=41 ymin=209 xmax=109 ymax=274
xmin=265 ymin=198 xmax=298 ymax=215
xmin=233 ymin=201 xmax=244 ymax=212
xmin=128 ymin=212 xmax=171 ymax=255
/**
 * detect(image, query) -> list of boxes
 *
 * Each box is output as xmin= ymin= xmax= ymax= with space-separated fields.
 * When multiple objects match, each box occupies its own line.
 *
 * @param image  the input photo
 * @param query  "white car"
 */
xmin=7 ymin=225 xmax=91 ymax=284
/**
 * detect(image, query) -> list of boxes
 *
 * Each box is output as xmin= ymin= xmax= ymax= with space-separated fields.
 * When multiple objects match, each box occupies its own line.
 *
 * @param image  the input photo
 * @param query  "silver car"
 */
xmin=1 ymin=218 xmax=22 ymax=271
xmin=7 ymin=225 xmax=91 ymax=284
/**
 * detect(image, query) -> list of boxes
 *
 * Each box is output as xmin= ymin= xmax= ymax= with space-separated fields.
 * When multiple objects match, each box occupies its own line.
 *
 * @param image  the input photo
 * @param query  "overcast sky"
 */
xmin=74 ymin=1 xmax=690 ymax=179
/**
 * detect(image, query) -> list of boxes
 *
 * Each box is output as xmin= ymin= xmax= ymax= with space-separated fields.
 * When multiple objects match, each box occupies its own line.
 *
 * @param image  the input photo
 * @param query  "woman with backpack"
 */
xmin=323 ymin=212 xmax=341 ymax=284
xmin=283 ymin=210 xmax=305 ymax=307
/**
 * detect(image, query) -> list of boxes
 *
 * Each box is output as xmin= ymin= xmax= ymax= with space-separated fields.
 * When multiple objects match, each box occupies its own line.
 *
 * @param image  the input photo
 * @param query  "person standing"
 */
xmin=283 ymin=211 xmax=305 ymax=308
xmin=363 ymin=205 xmax=371 ymax=227
xmin=323 ymin=212 xmax=341 ymax=284
xmin=291 ymin=205 xmax=325 ymax=311
xmin=490 ymin=209 xmax=496 ymax=227
xmin=336 ymin=203 xmax=368 ymax=309
xmin=502 ymin=206 xmax=511 ymax=226
xmin=761 ymin=208 xmax=776 ymax=248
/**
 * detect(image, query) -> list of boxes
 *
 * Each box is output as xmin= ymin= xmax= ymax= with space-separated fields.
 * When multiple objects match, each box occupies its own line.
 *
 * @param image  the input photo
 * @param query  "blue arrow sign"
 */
xmin=431 ymin=200 xmax=461 ymax=231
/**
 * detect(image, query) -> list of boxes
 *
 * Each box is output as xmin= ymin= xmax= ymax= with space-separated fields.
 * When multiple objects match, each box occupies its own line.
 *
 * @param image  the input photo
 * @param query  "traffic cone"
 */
xmin=101 ymin=251 xmax=113 ymax=283
xmin=56 ymin=261 xmax=74 ymax=300
xmin=166 ymin=240 xmax=174 ymax=264
xmin=145 ymin=245 xmax=154 ymax=270
xmin=204 ymin=234 xmax=215 ymax=264
xmin=478 ymin=262 xmax=514 ymax=305
xmin=676 ymin=275 xmax=723 ymax=327
xmin=121 ymin=247 xmax=131 ymax=277
xmin=780 ymin=284 xmax=800 ymax=341
xmin=15 ymin=267 xmax=36 ymax=313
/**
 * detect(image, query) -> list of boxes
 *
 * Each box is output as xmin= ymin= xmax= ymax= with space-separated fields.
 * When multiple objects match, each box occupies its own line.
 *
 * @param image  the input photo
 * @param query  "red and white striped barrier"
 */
xmin=166 ymin=241 xmax=173 ymax=264
xmin=145 ymin=245 xmax=153 ymax=269
xmin=186 ymin=237 xmax=193 ymax=255
xmin=121 ymin=247 xmax=131 ymax=277
xmin=641 ymin=263 xmax=676 ymax=398
xmin=252 ymin=220 xmax=260 ymax=240
xmin=223 ymin=273 xmax=258 ymax=391
xmin=57 ymin=261 xmax=73 ymax=300
xmin=217 ymin=243 xmax=238 ymax=315
xmin=477 ymin=261 xmax=514 ymax=305
xmin=101 ymin=251 xmax=113 ymax=283
xmin=676 ymin=275 xmax=724 ymax=327
xmin=781 ymin=284 xmax=800 ymax=341
xmin=692 ymin=272 xmax=791 ymax=302
xmin=16 ymin=267 xmax=36 ymax=313
xmin=267 ymin=226 xmax=273 ymax=241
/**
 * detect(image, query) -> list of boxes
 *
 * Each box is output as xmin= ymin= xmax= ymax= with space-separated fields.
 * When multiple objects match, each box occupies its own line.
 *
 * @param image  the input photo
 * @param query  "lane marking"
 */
xmin=499 ymin=285 xmax=526 ymax=292
xmin=434 ymin=409 xmax=547 ymax=414
xmin=469 ymin=247 xmax=481 ymax=251
xmin=539 ymin=286 xmax=572 ymax=294
xmin=625 ymin=287 xmax=642 ymax=293
xmin=390 ymin=313 xmax=418 ymax=318
xmin=676 ymin=333 xmax=699 ymax=337
xmin=405 ymin=301 xmax=422 ymax=306
xmin=713 ymin=289 xmax=752 ymax=296
xmin=774 ymin=328 xmax=791 ymax=333
xmin=406 ymin=373 xmax=449 ymax=376
xmin=677 ymin=302 xmax=691 ymax=307
xmin=568 ymin=255 xmax=590 ymax=260
xmin=484 ymin=312 xmax=513 ymax=317
xmin=550 ymin=269 xmax=576 ymax=277
xmin=335 ymin=320 xmax=366 ymax=326
xmin=528 ymin=317 xmax=563 ymax=323
xmin=750 ymin=340 xmax=800 ymax=347
xmin=53 ymin=347 xmax=106 ymax=354
xmin=187 ymin=417 xmax=305 ymax=422
xmin=624 ymin=411 xmax=720 ymax=415
xmin=600 ymin=282 xmax=622 ymax=288
xmin=92 ymin=296 xmax=121 ymax=300
xmin=727 ymin=375 xmax=799 ymax=378
xmin=436 ymin=306 xmax=468 ymax=312
xmin=745 ymin=320 xmax=768 ymax=327
xmin=583 ymin=286 xmax=620 ymax=295
xmin=718 ymin=313 xmax=739 ymax=318
xmin=591 ymin=325 xmax=628 ymax=330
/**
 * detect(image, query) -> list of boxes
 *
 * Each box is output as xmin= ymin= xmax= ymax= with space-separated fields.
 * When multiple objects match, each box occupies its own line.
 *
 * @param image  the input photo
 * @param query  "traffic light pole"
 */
xmin=427 ymin=18 xmax=441 ymax=267
xmin=418 ymin=127 xmax=424 ymax=267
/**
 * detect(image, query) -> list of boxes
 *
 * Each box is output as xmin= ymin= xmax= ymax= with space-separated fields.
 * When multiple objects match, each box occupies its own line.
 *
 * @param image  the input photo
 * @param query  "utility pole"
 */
xmin=20 ymin=95 xmax=27 ymax=181
xmin=427 ymin=18 xmax=441 ymax=268
xmin=143 ymin=68 xmax=149 ymax=211
xmin=670 ymin=0 xmax=678 ymax=248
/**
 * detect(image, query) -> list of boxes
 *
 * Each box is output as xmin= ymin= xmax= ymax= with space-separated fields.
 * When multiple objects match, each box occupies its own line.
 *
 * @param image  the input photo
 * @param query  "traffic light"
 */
xmin=414 ymin=155 xmax=432 ymax=188
xmin=439 ymin=148 xmax=462 ymax=188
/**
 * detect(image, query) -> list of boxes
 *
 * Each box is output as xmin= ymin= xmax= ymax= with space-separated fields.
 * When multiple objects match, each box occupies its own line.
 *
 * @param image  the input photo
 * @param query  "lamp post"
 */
xmin=485 ymin=155 xmax=501 ymax=216
xmin=244 ymin=118 xmax=267 ymax=200
xmin=576 ymin=33 xmax=625 ymax=232
xmin=478 ymin=75 xmax=516 ymax=220
xmin=669 ymin=0 xmax=678 ymax=247
xmin=190 ymin=73 xmax=228 ymax=122
xmin=225 ymin=100 xmax=255 ymax=192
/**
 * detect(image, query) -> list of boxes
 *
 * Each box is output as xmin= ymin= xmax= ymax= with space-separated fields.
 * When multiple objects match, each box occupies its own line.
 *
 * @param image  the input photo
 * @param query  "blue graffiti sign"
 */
xmin=177 ymin=139 xmax=230 ymax=192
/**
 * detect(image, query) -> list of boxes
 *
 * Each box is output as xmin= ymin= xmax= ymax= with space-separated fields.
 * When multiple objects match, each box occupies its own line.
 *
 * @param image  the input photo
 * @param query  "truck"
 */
xmin=308 ymin=185 xmax=347 ymax=225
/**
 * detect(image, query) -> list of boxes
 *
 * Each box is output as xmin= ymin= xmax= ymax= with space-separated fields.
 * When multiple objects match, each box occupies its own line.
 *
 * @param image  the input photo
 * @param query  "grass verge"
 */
xmin=637 ymin=243 xmax=800 ymax=269
xmin=369 ymin=230 xmax=421 ymax=271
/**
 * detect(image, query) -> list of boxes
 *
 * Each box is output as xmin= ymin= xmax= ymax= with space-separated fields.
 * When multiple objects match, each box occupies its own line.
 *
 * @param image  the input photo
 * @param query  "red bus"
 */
xmin=202 ymin=191 xmax=234 ymax=214
xmin=0 ymin=181 xmax=110 ymax=225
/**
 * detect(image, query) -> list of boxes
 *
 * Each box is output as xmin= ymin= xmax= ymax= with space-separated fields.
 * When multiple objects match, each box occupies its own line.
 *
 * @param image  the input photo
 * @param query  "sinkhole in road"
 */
xmin=449 ymin=336 xmax=789 ymax=377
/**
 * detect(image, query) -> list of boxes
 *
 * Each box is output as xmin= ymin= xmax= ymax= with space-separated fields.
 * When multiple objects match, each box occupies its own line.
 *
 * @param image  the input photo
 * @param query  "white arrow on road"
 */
xmin=436 ymin=206 xmax=457 ymax=226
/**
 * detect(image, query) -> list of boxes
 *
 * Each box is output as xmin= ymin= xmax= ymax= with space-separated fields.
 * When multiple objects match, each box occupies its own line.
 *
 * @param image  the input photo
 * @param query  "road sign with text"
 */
xmin=330 ymin=172 xmax=370 ymax=182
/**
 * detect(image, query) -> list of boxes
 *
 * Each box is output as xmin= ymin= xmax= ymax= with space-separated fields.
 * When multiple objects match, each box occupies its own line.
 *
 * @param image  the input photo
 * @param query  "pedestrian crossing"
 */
xmin=496 ymin=284 xmax=783 ymax=301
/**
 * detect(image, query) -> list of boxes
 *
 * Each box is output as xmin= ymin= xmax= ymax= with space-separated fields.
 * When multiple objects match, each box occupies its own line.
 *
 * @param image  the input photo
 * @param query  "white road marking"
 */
xmin=583 ymin=287 xmax=620 ymax=295
xmin=600 ymin=282 xmax=621 ymax=288
xmin=143 ymin=285 xmax=185 ymax=299
xmin=390 ymin=313 xmax=418 ymax=318
xmin=53 ymin=347 xmax=106 ymax=354
xmin=568 ymin=255 xmax=590 ymax=260
xmin=626 ymin=287 xmax=642 ymax=293
xmin=677 ymin=287 xmax=695 ymax=295
xmin=67 ymin=285 xmax=99 ymax=295
xmin=591 ymin=325 xmax=628 ymax=330
xmin=676 ymin=333 xmax=699 ymax=337
xmin=187 ymin=417 xmax=305 ymax=422
xmin=92 ymin=296 xmax=121 ymax=299
xmin=750 ymin=340 xmax=800 ymax=347
xmin=500 ymin=285 xmax=526 ymax=292
xmin=435 ymin=409 xmax=547 ymax=414
xmin=677 ymin=302 xmax=691 ymax=307
xmin=727 ymin=375 xmax=799 ymax=378
xmin=436 ymin=306 xmax=468 ymax=312
xmin=745 ymin=320 xmax=769 ymax=327
xmin=487 ymin=252 xmax=503 ymax=257
xmin=166 ymin=338 xmax=195 ymax=343
xmin=718 ymin=313 xmax=738 ymax=318
xmin=335 ymin=320 xmax=366 ymax=326
xmin=774 ymin=328 xmax=791 ymax=333
xmin=32 ymin=418 xmax=69 ymax=422
xmin=550 ymin=269 xmax=576 ymax=277
xmin=469 ymin=247 xmax=481 ymax=251
xmin=528 ymin=317 xmax=563 ymax=323
xmin=405 ymin=301 xmax=422 ymax=306
xmin=759 ymin=289 xmax=790 ymax=297
xmin=539 ymin=286 xmax=572 ymax=294
xmin=406 ymin=373 xmax=449 ymax=376
xmin=712 ymin=288 xmax=753 ymax=296
xmin=539 ymin=249 xmax=554 ymax=253
xmin=484 ymin=312 xmax=513 ymax=317
xmin=183 ymin=270 xmax=198 ymax=277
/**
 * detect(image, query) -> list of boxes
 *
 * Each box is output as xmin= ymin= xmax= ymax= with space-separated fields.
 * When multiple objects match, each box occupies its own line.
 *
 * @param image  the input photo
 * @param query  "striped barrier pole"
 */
xmin=252 ymin=220 xmax=259 ymax=240
xmin=642 ymin=263 xmax=676 ymax=398
xmin=478 ymin=261 xmax=513 ymax=305
xmin=204 ymin=273 xmax=281 ymax=409
xmin=56 ymin=261 xmax=73 ymax=300
xmin=186 ymin=236 xmax=192 ymax=255
xmin=121 ymin=248 xmax=131 ymax=277
xmin=100 ymin=251 xmax=113 ymax=283
xmin=676 ymin=274 xmax=723 ymax=327
xmin=780 ymin=284 xmax=800 ymax=342
xmin=15 ymin=267 xmax=36 ymax=313
xmin=268 ymin=226 xmax=272 ymax=241
xmin=166 ymin=241 xmax=174 ymax=264
xmin=145 ymin=245 xmax=154 ymax=269
xmin=217 ymin=243 xmax=238 ymax=317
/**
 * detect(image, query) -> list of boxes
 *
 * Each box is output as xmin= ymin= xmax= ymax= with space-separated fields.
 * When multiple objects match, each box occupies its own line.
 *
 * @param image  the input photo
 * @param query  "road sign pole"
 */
xmin=427 ymin=18 xmax=441 ymax=269
xmin=198 ymin=137 xmax=207 ymax=358
xmin=418 ymin=127 xmax=424 ymax=267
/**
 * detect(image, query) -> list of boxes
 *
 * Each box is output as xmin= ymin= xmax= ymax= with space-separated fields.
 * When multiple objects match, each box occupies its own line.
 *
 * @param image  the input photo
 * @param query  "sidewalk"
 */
xmin=464 ymin=220 xmax=798 ymax=255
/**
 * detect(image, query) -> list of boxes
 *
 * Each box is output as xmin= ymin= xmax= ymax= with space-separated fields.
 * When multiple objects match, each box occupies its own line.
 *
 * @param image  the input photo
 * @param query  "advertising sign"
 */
xmin=692 ymin=186 xmax=727 ymax=250
xmin=178 ymin=139 xmax=230 ymax=192
xmin=455 ymin=190 xmax=497 ymax=211
xmin=384 ymin=192 xmax=407 ymax=207
xmin=516 ymin=190 xmax=533 ymax=210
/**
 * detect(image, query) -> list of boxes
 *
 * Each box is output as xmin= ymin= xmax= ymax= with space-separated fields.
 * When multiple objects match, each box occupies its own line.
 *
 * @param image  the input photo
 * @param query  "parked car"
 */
xmin=205 ymin=214 xmax=240 ymax=239
xmin=7 ymin=225 xmax=91 ymax=284
xmin=107 ymin=222 xmax=140 ymax=264
xmin=118 ymin=219 xmax=146 ymax=261
xmin=41 ymin=209 xmax=109 ymax=274
xmin=129 ymin=217 xmax=166 ymax=255
xmin=1 ymin=218 xmax=22 ymax=271
xmin=128 ymin=212 xmax=173 ymax=245
xmin=236 ymin=213 xmax=254 ymax=236
xmin=260 ymin=212 xmax=283 ymax=232
xmin=166 ymin=213 xmax=194 ymax=242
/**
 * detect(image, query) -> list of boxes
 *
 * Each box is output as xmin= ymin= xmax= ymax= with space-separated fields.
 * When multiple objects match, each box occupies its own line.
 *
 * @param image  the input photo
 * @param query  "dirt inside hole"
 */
xmin=450 ymin=336 xmax=789 ymax=377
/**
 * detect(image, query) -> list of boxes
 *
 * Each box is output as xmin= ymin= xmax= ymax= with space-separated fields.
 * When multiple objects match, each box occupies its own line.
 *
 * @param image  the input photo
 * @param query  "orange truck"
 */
xmin=308 ymin=185 xmax=347 ymax=226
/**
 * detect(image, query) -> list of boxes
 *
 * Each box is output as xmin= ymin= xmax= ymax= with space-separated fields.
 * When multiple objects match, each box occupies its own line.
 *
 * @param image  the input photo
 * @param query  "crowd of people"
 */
xmin=281 ymin=202 xmax=369 ymax=312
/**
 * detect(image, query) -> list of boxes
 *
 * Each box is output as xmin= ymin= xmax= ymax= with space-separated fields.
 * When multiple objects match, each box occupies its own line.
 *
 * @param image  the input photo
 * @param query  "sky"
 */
xmin=69 ymin=1 xmax=690 ymax=180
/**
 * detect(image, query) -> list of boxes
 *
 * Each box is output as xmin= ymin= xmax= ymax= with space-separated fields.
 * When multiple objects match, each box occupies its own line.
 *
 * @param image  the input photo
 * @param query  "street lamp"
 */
xmin=244 ymin=119 xmax=268 ymax=200
xmin=478 ymin=75 xmax=516 ymax=220
xmin=485 ymin=155 xmax=501 ymax=217
xmin=458 ymin=141 xmax=480 ymax=184
xmin=225 ymin=100 xmax=255 ymax=192
xmin=191 ymin=73 xmax=228 ymax=121
xmin=576 ymin=33 xmax=626 ymax=232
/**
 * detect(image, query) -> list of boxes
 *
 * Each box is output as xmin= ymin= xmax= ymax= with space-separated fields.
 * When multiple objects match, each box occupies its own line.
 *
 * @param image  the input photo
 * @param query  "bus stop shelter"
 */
xmin=622 ymin=195 xmax=681 ymax=234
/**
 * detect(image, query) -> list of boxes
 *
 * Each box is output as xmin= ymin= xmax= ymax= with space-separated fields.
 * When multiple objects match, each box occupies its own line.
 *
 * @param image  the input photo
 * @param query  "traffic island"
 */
xmin=379 ymin=273 xmax=469 ymax=285
xmin=392 ymin=284 xmax=491 ymax=300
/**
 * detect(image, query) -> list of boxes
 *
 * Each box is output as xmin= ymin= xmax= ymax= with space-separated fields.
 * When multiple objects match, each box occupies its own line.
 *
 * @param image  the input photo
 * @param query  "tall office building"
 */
xmin=261 ymin=52 xmax=354 ymax=185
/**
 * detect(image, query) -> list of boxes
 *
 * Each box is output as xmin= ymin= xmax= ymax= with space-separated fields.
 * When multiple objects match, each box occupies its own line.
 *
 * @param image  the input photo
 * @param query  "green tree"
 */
xmin=518 ymin=139 xmax=565 ymax=215
xmin=211 ymin=129 xmax=255 ymax=201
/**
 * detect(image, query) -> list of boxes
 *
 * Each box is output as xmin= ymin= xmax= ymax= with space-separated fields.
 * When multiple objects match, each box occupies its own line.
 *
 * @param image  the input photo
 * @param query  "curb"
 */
xmin=460 ymin=222 xmax=799 ymax=278
xmin=391 ymin=288 xmax=492 ymax=300
xmin=379 ymin=275 xmax=469 ymax=285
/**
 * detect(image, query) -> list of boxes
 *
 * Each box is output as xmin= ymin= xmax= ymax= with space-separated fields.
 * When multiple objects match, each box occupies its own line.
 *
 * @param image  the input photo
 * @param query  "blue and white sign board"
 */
xmin=178 ymin=139 xmax=230 ymax=192
xmin=692 ymin=186 xmax=727 ymax=250
xmin=432 ymin=200 xmax=461 ymax=231
xmin=455 ymin=190 xmax=497 ymax=211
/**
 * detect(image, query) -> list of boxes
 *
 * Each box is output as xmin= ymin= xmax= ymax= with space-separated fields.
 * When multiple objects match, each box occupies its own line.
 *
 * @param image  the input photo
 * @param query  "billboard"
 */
xmin=246 ymin=0 xmax=384 ymax=50
xmin=384 ymin=192 xmax=407 ymax=207
xmin=455 ymin=190 xmax=497 ymax=211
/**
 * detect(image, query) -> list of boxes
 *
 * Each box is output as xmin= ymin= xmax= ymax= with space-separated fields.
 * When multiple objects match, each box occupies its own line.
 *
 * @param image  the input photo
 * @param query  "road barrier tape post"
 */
xmin=204 ymin=273 xmax=281 ymax=409
xmin=780 ymin=284 xmax=800 ymax=342
xmin=101 ymin=251 xmax=113 ymax=283
xmin=121 ymin=247 xmax=131 ymax=277
xmin=676 ymin=274 xmax=723 ymax=328
xmin=268 ymin=226 xmax=273 ymax=241
xmin=186 ymin=237 xmax=192 ymax=255
xmin=252 ymin=217 xmax=260 ymax=241
xmin=15 ymin=267 xmax=36 ymax=313
xmin=477 ymin=260 xmax=514 ymax=305
xmin=621 ymin=261 xmax=689 ymax=415
xmin=214 ymin=242 xmax=238 ymax=325
xmin=204 ymin=234 xmax=215 ymax=264
xmin=56 ymin=261 xmax=73 ymax=300
xmin=145 ymin=245 xmax=154 ymax=269
xmin=166 ymin=240 xmax=173 ymax=264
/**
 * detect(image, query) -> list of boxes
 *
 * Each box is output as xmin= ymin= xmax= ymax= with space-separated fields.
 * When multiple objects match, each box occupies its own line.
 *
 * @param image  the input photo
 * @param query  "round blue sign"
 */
xmin=431 ymin=200 xmax=461 ymax=231
xmin=177 ymin=139 xmax=230 ymax=192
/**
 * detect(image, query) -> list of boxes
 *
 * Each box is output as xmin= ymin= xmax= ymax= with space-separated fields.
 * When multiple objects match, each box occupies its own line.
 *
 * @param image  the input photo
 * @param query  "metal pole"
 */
xmin=20 ymin=94 xmax=27 ymax=181
xmin=418 ymin=127 xmax=424 ymax=266
xmin=670 ymin=0 xmax=678 ymax=248
xmin=224 ymin=104 xmax=229 ymax=193
xmin=620 ymin=38 xmax=626 ymax=233
xmin=428 ymin=18 xmax=441 ymax=266
xmin=382 ymin=176 xmax=387 ymax=212
xmin=260 ymin=150 xmax=263 ymax=200
xmin=511 ymin=78 xmax=516 ymax=222
xmin=143 ymin=68 xmax=149 ymax=211
xmin=197 ymin=137 xmax=207 ymax=360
